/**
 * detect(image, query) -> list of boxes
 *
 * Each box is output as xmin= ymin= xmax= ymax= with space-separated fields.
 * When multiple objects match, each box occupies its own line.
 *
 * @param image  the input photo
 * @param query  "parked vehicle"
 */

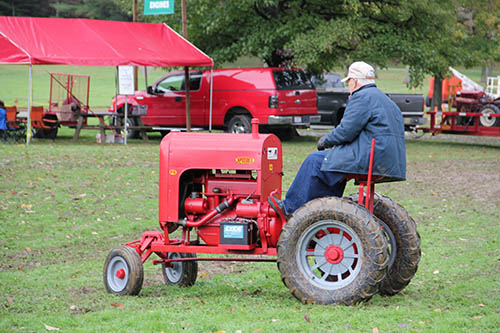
xmin=109 ymin=68 xmax=320 ymax=140
xmin=312 ymin=73 xmax=427 ymax=130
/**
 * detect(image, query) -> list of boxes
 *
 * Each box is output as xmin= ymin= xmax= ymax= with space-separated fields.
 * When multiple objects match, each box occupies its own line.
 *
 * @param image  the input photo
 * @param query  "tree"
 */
xmin=0 ymin=0 xmax=55 ymax=16
xmin=51 ymin=0 xmax=131 ymax=21
xmin=150 ymin=1 xmax=469 ymax=89
xmin=456 ymin=0 xmax=500 ymax=84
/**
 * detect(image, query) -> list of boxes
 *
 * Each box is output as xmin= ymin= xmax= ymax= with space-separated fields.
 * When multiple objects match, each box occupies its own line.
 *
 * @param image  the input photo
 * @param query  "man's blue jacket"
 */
xmin=320 ymin=84 xmax=406 ymax=181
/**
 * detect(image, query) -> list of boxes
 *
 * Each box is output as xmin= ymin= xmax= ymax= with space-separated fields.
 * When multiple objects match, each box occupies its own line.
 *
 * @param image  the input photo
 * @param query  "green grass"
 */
xmin=0 ymin=65 xmax=166 ymax=109
xmin=1 ymin=129 xmax=499 ymax=331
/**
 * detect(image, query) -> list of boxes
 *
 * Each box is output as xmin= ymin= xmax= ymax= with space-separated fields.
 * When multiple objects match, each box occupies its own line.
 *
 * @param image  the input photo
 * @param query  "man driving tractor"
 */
xmin=278 ymin=61 xmax=407 ymax=217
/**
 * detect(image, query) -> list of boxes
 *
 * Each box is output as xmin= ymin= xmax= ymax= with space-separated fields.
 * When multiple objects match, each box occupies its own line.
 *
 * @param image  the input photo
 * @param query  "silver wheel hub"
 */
xmin=106 ymin=256 xmax=129 ymax=292
xmin=297 ymin=220 xmax=363 ymax=290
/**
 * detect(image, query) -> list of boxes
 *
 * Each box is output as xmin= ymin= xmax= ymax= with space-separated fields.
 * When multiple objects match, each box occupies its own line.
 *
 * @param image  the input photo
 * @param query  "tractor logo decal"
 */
xmin=235 ymin=156 xmax=255 ymax=164
xmin=169 ymin=169 xmax=178 ymax=175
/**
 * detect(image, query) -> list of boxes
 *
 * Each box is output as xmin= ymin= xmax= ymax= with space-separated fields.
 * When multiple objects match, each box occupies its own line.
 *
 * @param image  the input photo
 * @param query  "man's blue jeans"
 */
xmin=283 ymin=151 xmax=346 ymax=215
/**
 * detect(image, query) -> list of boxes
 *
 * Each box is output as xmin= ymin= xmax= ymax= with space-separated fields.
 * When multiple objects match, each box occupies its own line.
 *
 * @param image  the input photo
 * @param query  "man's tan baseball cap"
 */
xmin=341 ymin=61 xmax=377 ymax=83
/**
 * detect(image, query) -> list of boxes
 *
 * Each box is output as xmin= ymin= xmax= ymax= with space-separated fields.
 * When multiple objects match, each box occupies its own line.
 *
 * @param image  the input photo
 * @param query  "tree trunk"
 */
xmin=431 ymin=75 xmax=443 ymax=112
xmin=481 ymin=62 xmax=494 ymax=86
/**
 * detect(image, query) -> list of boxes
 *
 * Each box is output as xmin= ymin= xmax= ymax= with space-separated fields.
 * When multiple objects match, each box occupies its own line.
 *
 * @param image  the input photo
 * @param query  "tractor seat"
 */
xmin=346 ymin=174 xmax=385 ymax=185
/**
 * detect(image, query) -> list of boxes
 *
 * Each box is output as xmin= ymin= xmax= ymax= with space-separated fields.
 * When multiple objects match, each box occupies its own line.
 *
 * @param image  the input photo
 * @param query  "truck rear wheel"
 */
xmin=347 ymin=193 xmax=421 ymax=296
xmin=226 ymin=115 xmax=252 ymax=134
xmin=479 ymin=104 xmax=500 ymax=127
xmin=277 ymin=197 xmax=388 ymax=305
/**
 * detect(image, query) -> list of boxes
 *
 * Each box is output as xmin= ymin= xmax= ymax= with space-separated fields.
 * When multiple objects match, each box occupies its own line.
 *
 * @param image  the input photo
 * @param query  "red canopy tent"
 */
xmin=0 ymin=16 xmax=213 ymax=143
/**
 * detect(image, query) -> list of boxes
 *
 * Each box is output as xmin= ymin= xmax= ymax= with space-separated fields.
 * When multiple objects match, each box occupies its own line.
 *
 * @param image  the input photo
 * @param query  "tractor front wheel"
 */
xmin=161 ymin=252 xmax=198 ymax=287
xmin=103 ymin=246 xmax=144 ymax=295
xmin=277 ymin=197 xmax=388 ymax=305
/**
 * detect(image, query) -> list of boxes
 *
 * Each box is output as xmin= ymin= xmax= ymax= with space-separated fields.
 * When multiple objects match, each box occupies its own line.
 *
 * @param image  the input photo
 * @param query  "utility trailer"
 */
xmin=422 ymin=71 xmax=500 ymax=137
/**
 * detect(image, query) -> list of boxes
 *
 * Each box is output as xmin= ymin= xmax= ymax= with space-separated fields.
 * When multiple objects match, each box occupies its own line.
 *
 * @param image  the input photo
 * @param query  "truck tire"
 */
xmin=117 ymin=106 xmax=138 ymax=139
xmin=104 ymin=245 xmax=144 ymax=295
xmin=479 ymin=104 xmax=500 ymax=127
xmin=226 ymin=115 xmax=252 ymax=134
xmin=347 ymin=193 xmax=421 ymax=296
xmin=161 ymin=252 xmax=198 ymax=287
xmin=277 ymin=197 xmax=388 ymax=305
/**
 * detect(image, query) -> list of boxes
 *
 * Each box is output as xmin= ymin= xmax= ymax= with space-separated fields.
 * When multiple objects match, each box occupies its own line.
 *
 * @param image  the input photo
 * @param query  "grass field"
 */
xmin=1 ymin=64 xmax=499 ymax=331
xmin=1 ymin=126 xmax=499 ymax=331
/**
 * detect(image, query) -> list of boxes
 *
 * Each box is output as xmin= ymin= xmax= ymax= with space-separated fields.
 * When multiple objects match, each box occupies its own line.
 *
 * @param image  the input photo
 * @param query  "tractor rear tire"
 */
xmin=161 ymin=252 xmax=198 ymax=287
xmin=103 ymin=245 xmax=144 ymax=295
xmin=347 ymin=193 xmax=421 ymax=296
xmin=277 ymin=197 xmax=389 ymax=305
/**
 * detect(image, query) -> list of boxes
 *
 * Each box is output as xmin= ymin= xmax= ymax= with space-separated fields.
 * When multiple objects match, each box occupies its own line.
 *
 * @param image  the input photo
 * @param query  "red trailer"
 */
xmin=422 ymin=70 xmax=500 ymax=137
xmin=423 ymin=90 xmax=500 ymax=137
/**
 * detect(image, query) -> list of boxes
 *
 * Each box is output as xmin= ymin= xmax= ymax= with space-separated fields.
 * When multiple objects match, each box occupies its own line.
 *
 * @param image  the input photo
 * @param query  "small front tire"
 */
xmin=104 ymin=246 xmax=144 ymax=295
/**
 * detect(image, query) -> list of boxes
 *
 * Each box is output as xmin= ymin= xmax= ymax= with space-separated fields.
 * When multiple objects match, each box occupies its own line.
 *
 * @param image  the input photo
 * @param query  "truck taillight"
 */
xmin=269 ymin=95 xmax=279 ymax=108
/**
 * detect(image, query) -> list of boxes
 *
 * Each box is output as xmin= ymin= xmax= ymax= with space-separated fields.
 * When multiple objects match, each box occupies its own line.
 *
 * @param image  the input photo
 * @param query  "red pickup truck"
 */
xmin=109 ymin=68 xmax=319 ymax=139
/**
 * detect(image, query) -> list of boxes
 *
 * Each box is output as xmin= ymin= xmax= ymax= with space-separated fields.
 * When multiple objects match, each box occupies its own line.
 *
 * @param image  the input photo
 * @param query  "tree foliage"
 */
xmin=0 ymin=0 xmax=55 ymax=17
xmin=149 ymin=0 xmax=497 ymax=88
xmin=456 ymin=0 xmax=500 ymax=68
xmin=2 ymin=0 xmax=497 ymax=89
xmin=0 ymin=0 xmax=130 ymax=21
xmin=51 ymin=0 xmax=131 ymax=20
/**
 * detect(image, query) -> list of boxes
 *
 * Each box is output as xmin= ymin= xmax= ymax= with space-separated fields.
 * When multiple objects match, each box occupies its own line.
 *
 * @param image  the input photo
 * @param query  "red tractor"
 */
xmin=104 ymin=120 xmax=421 ymax=305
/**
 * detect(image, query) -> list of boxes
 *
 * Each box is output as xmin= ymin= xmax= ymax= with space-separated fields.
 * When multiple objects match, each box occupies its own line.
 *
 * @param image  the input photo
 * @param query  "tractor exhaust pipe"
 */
xmin=251 ymin=118 xmax=259 ymax=139
xmin=185 ymin=196 xmax=235 ymax=228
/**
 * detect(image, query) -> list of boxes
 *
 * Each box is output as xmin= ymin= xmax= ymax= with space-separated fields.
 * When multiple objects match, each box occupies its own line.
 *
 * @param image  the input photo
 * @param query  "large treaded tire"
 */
xmin=103 ymin=245 xmax=144 ymax=295
xmin=348 ymin=193 xmax=421 ymax=296
xmin=277 ymin=197 xmax=389 ymax=305
xmin=161 ymin=252 xmax=198 ymax=287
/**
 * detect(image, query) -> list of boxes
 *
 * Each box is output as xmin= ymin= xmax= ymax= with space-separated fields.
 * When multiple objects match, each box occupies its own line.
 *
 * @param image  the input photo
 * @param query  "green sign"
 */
xmin=144 ymin=0 xmax=174 ymax=15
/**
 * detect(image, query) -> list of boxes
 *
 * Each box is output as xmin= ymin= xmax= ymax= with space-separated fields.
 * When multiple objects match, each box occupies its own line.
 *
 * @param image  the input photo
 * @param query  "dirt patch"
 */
xmin=197 ymin=260 xmax=251 ymax=279
xmin=408 ymin=158 xmax=500 ymax=209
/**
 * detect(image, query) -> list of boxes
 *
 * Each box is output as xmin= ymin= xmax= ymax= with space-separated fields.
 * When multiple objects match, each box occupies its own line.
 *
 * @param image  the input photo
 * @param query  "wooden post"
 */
xmin=133 ymin=0 xmax=139 ymax=91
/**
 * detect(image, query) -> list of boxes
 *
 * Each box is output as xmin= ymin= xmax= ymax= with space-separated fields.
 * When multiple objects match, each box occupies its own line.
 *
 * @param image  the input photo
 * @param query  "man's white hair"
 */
xmin=356 ymin=78 xmax=376 ymax=85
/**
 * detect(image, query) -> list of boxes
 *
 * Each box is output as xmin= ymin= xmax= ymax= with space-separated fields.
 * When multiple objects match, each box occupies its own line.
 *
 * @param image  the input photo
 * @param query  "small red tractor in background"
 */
xmin=104 ymin=119 xmax=421 ymax=305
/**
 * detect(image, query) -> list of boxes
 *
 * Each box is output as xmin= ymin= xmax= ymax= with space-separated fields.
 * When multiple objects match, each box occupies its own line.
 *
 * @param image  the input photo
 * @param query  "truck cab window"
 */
xmin=157 ymin=74 xmax=184 ymax=93
xmin=181 ymin=72 xmax=202 ymax=91
xmin=156 ymin=72 xmax=202 ymax=93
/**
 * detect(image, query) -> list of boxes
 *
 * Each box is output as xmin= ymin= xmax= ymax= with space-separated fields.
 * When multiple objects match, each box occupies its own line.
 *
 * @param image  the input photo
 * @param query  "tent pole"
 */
xmin=124 ymin=102 xmax=128 ymax=145
xmin=27 ymin=65 xmax=32 ymax=145
xmin=115 ymin=66 xmax=118 ymax=132
xmin=184 ymin=66 xmax=191 ymax=132
xmin=209 ymin=67 xmax=213 ymax=132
